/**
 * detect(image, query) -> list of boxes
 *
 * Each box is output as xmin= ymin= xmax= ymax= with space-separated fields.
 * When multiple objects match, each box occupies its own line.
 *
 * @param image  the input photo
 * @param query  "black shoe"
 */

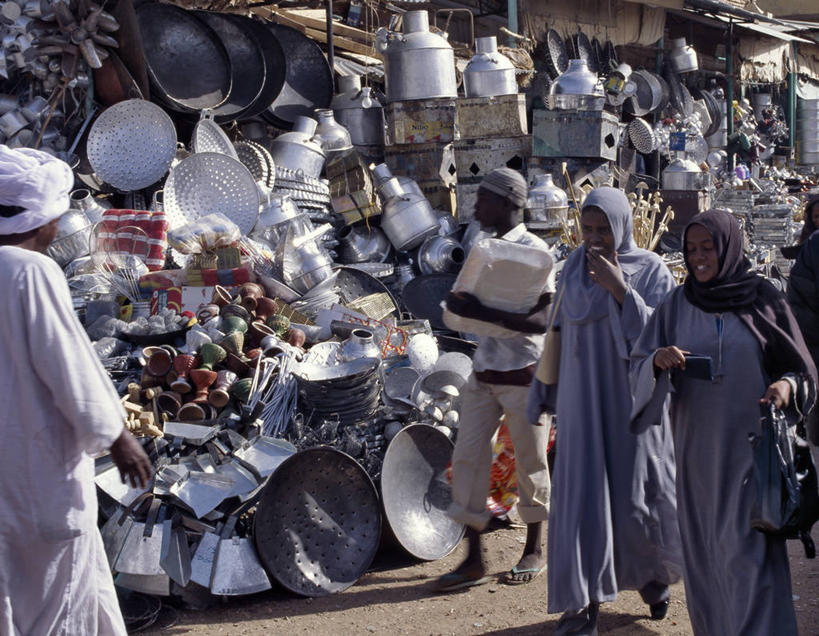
xmin=649 ymin=600 xmax=669 ymax=620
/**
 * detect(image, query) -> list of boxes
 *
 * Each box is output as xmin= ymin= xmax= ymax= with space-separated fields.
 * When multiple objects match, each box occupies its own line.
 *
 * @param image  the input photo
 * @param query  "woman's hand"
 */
xmin=653 ymin=346 xmax=689 ymax=371
xmin=587 ymin=249 xmax=627 ymax=304
xmin=760 ymin=380 xmax=792 ymax=409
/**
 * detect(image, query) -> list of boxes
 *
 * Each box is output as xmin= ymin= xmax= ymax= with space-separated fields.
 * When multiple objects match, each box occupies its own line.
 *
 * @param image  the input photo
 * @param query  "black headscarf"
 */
xmin=799 ymin=192 xmax=819 ymax=244
xmin=684 ymin=210 xmax=818 ymax=397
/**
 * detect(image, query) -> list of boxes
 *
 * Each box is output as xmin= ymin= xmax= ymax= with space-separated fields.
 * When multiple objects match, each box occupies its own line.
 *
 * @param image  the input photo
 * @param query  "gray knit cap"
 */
xmin=478 ymin=167 xmax=528 ymax=209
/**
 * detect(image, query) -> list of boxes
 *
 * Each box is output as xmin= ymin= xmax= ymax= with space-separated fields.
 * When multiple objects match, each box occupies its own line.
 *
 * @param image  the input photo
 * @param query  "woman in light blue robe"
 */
xmin=529 ymin=187 xmax=683 ymax=635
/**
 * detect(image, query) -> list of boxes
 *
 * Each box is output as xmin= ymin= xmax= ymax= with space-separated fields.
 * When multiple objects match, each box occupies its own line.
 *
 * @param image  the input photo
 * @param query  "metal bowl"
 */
xmin=381 ymin=424 xmax=465 ymax=560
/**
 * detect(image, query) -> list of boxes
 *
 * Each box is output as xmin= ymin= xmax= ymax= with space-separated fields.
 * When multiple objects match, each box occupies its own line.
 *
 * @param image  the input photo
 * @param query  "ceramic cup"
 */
xmin=208 ymin=370 xmax=237 ymax=408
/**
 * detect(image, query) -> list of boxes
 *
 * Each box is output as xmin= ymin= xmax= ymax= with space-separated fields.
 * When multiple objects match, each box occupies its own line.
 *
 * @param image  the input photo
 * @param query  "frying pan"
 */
xmin=93 ymin=50 xmax=143 ymax=106
xmin=575 ymin=30 xmax=595 ymax=73
xmin=544 ymin=28 xmax=568 ymax=80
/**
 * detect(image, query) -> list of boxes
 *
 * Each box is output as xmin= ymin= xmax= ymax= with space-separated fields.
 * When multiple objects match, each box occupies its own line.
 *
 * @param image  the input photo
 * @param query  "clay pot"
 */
xmin=156 ymin=390 xmax=182 ymax=417
xmin=247 ymin=321 xmax=276 ymax=349
xmin=139 ymin=368 xmax=164 ymax=389
xmin=196 ymin=303 xmax=220 ymax=325
xmin=190 ymin=368 xmax=217 ymax=404
xmin=253 ymin=296 xmax=278 ymax=323
xmin=177 ymin=402 xmax=206 ymax=422
xmin=239 ymin=282 xmax=265 ymax=312
xmin=221 ymin=315 xmax=248 ymax=335
xmin=221 ymin=302 xmax=251 ymax=325
xmin=208 ymin=370 xmax=237 ymax=408
xmin=225 ymin=352 xmax=251 ymax=377
xmin=287 ymin=328 xmax=306 ymax=349
xmin=143 ymin=345 xmax=173 ymax=376
xmin=198 ymin=343 xmax=227 ymax=371
xmin=211 ymin=285 xmax=233 ymax=307
xmin=230 ymin=377 xmax=253 ymax=403
xmin=266 ymin=314 xmax=291 ymax=336
xmin=219 ymin=331 xmax=245 ymax=358
xmin=170 ymin=354 xmax=196 ymax=393
xmin=246 ymin=348 xmax=263 ymax=369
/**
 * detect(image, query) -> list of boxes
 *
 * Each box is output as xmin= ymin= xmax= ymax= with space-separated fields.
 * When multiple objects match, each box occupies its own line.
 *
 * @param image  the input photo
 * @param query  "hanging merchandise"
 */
xmin=668 ymin=37 xmax=698 ymax=74
xmin=331 ymin=74 xmax=386 ymax=159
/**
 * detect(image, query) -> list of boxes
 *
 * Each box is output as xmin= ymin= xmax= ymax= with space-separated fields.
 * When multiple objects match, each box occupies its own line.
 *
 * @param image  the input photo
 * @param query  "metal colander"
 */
xmin=628 ymin=118 xmax=656 ymax=154
xmin=234 ymin=140 xmax=272 ymax=185
xmin=86 ymin=99 xmax=177 ymax=191
xmin=191 ymin=113 xmax=239 ymax=160
xmin=164 ymin=152 xmax=260 ymax=234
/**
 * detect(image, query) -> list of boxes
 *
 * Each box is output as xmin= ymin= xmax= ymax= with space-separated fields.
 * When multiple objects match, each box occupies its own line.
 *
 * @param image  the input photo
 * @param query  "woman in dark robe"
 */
xmin=780 ymin=191 xmax=819 ymax=260
xmin=631 ymin=209 xmax=817 ymax=635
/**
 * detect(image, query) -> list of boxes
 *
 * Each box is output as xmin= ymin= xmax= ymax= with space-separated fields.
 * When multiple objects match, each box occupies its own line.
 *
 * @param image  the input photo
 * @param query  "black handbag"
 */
xmin=750 ymin=403 xmax=819 ymax=558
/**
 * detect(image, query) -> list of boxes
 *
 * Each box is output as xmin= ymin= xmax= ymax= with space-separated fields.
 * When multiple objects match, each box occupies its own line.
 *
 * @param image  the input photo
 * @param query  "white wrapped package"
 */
xmin=443 ymin=238 xmax=554 ymax=338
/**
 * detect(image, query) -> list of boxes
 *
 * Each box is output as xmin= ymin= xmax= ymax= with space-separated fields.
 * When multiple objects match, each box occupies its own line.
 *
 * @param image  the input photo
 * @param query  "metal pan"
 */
xmin=194 ymin=11 xmax=266 ymax=123
xmin=263 ymin=22 xmax=333 ymax=128
xmin=254 ymin=447 xmax=381 ymax=596
xmin=624 ymin=70 xmax=663 ymax=116
xmin=650 ymin=71 xmax=670 ymax=113
xmin=225 ymin=15 xmax=287 ymax=122
xmin=94 ymin=50 xmax=144 ymax=106
xmin=135 ymin=3 xmax=232 ymax=113
xmin=604 ymin=41 xmax=619 ymax=71
xmin=575 ymin=30 xmax=595 ymax=73
xmin=334 ymin=265 xmax=399 ymax=315
xmin=698 ymin=87 xmax=723 ymax=138
xmin=401 ymin=273 xmax=457 ymax=331
xmin=544 ymin=29 xmax=568 ymax=80
xmin=110 ymin=0 xmax=150 ymax=100
xmin=592 ymin=38 xmax=605 ymax=73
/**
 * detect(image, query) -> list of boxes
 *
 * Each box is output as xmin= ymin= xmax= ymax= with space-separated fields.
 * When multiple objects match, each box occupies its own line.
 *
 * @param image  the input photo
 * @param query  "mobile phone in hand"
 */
xmin=682 ymin=354 xmax=714 ymax=381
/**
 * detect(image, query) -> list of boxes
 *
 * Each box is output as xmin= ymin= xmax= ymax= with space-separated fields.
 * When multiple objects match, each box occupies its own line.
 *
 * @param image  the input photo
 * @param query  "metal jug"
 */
xmin=669 ymin=37 xmax=698 ymax=74
xmin=371 ymin=163 xmax=440 ymax=251
xmin=463 ymin=36 xmax=517 ymax=98
xmin=314 ymin=108 xmax=353 ymax=160
xmin=268 ymin=116 xmax=325 ymax=178
xmin=526 ymin=173 xmax=568 ymax=227
xmin=375 ymin=11 xmax=457 ymax=102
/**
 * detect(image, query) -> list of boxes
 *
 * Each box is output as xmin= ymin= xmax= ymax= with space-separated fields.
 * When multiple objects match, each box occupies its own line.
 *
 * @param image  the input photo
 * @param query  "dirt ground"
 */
xmin=142 ymin=522 xmax=819 ymax=635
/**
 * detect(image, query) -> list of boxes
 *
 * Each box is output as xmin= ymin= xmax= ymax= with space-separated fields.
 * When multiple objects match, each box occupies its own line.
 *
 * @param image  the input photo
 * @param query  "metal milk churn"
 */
xmin=331 ymin=75 xmax=386 ymax=148
xmin=526 ymin=174 xmax=568 ymax=228
xmin=375 ymin=10 xmax=457 ymax=102
xmin=463 ymin=36 xmax=517 ymax=98
xmin=268 ymin=116 xmax=326 ymax=178
xmin=371 ymin=163 xmax=440 ymax=251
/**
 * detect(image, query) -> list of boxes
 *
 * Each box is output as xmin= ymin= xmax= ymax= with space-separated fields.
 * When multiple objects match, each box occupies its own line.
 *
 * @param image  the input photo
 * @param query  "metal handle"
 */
xmin=433 ymin=8 xmax=474 ymax=50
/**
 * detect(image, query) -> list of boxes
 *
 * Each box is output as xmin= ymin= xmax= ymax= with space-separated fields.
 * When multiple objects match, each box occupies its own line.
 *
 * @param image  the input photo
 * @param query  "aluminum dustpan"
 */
xmin=171 ymin=471 xmax=235 ymax=519
xmin=95 ymin=463 xmax=151 ymax=506
xmin=190 ymin=528 xmax=221 ymax=588
xmin=100 ymin=508 xmax=134 ymax=569
xmin=160 ymin=519 xmax=192 ymax=586
xmin=234 ymin=436 xmax=296 ymax=478
xmin=211 ymin=516 xmax=270 ymax=596
xmin=113 ymin=499 xmax=166 ymax=576
xmin=115 ymin=572 xmax=171 ymax=596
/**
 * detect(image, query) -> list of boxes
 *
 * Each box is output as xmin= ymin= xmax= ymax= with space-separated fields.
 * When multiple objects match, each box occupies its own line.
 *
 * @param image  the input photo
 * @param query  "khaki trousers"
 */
xmin=447 ymin=373 xmax=551 ymax=531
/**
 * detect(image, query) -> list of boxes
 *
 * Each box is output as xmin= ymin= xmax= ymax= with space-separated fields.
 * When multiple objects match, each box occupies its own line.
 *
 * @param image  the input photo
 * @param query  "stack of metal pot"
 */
xmin=371 ymin=163 xmax=440 ymax=251
xmin=375 ymin=11 xmax=457 ymax=102
xmin=463 ymin=36 xmax=517 ymax=98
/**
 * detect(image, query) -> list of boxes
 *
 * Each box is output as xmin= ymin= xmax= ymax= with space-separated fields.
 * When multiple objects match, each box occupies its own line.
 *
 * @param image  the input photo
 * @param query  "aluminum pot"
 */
xmin=69 ymin=189 xmax=108 ymax=224
xmin=463 ymin=36 xmax=517 ymax=98
xmin=314 ymin=108 xmax=352 ymax=161
xmin=526 ymin=173 xmax=568 ymax=227
xmin=332 ymin=75 xmax=385 ymax=147
xmin=268 ymin=116 xmax=325 ymax=178
xmin=46 ymin=209 xmax=92 ymax=267
xmin=373 ymin=164 xmax=440 ymax=251
xmin=337 ymin=224 xmax=391 ymax=264
xmin=417 ymin=235 xmax=464 ymax=274
xmin=662 ymin=157 xmax=709 ymax=190
xmin=668 ymin=37 xmax=698 ymax=74
xmin=375 ymin=11 xmax=457 ymax=102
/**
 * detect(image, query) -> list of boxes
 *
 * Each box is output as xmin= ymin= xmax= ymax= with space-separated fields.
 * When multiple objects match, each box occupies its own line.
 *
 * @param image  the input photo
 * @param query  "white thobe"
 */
xmin=0 ymin=246 xmax=127 ymax=635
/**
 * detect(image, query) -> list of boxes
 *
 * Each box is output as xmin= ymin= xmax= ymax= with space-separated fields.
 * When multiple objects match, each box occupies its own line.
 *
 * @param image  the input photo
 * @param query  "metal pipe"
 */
xmin=507 ymin=0 xmax=517 ymax=48
xmin=726 ymin=18 xmax=735 ymax=172
xmin=684 ymin=0 xmax=788 ymax=26
xmin=326 ymin=0 xmax=335 ymax=92
xmin=789 ymin=42 xmax=798 ymax=151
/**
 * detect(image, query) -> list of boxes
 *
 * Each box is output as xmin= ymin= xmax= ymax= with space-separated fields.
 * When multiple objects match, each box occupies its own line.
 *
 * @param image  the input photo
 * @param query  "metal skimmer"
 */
xmin=192 ymin=112 xmax=239 ymax=160
xmin=164 ymin=152 xmax=260 ymax=234
xmin=87 ymin=99 xmax=177 ymax=191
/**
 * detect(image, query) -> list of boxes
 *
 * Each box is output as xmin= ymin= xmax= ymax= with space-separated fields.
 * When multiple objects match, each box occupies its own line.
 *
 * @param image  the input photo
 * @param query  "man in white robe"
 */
xmin=0 ymin=146 xmax=152 ymax=635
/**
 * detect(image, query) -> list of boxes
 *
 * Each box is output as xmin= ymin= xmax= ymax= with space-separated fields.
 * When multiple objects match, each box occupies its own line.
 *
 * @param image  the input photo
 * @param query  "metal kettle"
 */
xmin=372 ymin=163 xmax=440 ymax=251
xmin=375 ymin=11 xmax=457 ymax=102
xmin=332 ymin=75 xmax=386 ymax=148
xmin=269 ymin=116 xmax=326 ymax=178
xmin=463 ymin=36 xmax=517 ymax=98
xmin=526 ymin=173 xmax=568 ymax=227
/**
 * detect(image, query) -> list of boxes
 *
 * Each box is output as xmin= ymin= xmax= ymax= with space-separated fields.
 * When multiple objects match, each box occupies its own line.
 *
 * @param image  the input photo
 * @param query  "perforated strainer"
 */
xmin=87 ymin=99 xmax=177 ymax=191
xmin=164 ymin=152 xmax=260 ymax=235
xmin=191 ymin=111 xmax=239 ymax=160
xmin=628 ymin=118 xmax=656 ymax=154
xmin=234 ymin=140 xmax=271 ymax=185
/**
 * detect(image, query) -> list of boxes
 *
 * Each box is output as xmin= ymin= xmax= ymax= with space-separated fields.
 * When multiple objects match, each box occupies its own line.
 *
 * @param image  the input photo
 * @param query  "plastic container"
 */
xmin=442 ymin=238 xmax=554 ymax=338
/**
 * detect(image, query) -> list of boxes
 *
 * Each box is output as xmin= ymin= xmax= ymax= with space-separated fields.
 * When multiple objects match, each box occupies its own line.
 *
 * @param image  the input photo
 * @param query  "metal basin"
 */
xmin=381 ymin=424 xmax=465 ymax=560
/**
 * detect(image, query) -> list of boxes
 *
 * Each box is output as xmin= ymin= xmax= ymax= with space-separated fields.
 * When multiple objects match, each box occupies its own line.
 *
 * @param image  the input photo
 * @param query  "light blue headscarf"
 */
xmin=560 ymin=186 xmax=659 ymax=323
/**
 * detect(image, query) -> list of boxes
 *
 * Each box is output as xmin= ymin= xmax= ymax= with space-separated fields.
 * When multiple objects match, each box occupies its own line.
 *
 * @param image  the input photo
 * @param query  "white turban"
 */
xmin=0 ymin=145 xmax=74 ymax=235
xmin=478 ymin=167 xmax=528 ymax=209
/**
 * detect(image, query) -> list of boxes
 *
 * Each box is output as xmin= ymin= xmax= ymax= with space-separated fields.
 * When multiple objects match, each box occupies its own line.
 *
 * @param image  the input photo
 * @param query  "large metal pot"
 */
xmin=463 ymin=36 xmax=517 ymax=98
xmin=46 ymin=209 xmax=92 ymax=267
xmin=375 ymin=11 xmax=457 ymax=102
xmin=550 ymin=59 xmax=603 ymax=111
xmin=526 ymin=173 xmax=568 ymax=227
xmin=314 ymin=108 xmax=353 ymax=160
xmin=331 ymin=75 xmax=385 ymax=147
xmin=268 ymin=116 xmax=325 ymax=178
xmin=662 ymin=156 xmax=710 ymax=190
xmin=417 ymin=235 xmax=464 ymax=274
